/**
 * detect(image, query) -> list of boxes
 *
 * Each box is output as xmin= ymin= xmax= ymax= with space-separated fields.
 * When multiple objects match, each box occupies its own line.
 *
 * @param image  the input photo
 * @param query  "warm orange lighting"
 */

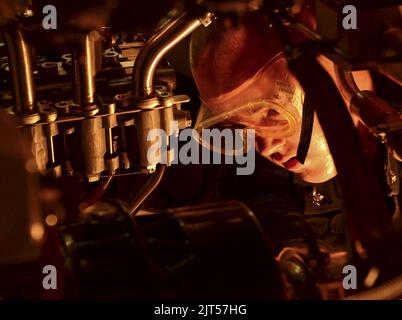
xmin=364 ymin=266 xmax=380 ymax=288
xmin=25 ymin=159 xmax=37 ymax=173
xmin=30 ymin=222 xmax=44 ymax=241
xmin=45 ymin=214 xmax=58 ymax=227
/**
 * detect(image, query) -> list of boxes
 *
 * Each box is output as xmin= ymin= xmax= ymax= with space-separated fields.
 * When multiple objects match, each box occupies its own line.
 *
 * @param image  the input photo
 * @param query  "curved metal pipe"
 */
xmin=334 ymin=65 xmax=360 ymax=105
xmin=132 ymin=9 xmax=213 ymax=98
xmin=128 ymin=164 xmax=166 ymax=216
xmin=78 ymin=175 xmax=114 ymax=212
xmin=2 ymin=25 xmax=35 ymax=114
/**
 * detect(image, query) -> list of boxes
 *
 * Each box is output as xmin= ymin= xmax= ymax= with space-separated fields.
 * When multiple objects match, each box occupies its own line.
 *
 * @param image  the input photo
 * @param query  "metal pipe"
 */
xmin=285 ymin=15 xmax=323 ymax=42
xmin=334 ymin=65 xmax=360 ymax=105
xmin=132 ymin=9 xmax=213 ymax=98
xmin=46 ymin=135 xmax=56 ymax=164
xmin=128 ymin=164 xmax=166 ymax=216
xmin=78 ymin=175 xmax=114 ymax=212
xmin=74 ymin=33 xmax=97 ymax=108
xmin=1 ymin=25 xmax=35 ymax=114
xmin=105 ymin=128 xmax=114 ymax=155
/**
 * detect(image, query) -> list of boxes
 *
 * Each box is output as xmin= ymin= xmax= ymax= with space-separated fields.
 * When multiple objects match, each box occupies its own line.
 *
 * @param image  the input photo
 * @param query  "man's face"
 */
xmin=196 ymin=56 xmax=337 ymax=183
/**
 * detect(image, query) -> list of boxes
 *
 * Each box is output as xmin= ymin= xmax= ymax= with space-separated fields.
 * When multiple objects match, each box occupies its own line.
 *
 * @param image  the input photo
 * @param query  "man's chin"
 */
xmin=298 ymin=169 xmax=337 ymax=184
xmin=295 ymin=172 xmax=336 ymax=183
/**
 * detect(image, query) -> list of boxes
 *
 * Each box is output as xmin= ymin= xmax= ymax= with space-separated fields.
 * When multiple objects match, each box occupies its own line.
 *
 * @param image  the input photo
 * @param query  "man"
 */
xmin=189 ymin=8 xmax=381 ymax=259
xmin=190 ymin=9 xmax=373 ymax=184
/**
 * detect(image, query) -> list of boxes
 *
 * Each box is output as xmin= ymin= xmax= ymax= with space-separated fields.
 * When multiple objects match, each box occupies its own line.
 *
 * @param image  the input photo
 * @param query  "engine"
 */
xmin=0 ymin=0 xmax=402 ymax=302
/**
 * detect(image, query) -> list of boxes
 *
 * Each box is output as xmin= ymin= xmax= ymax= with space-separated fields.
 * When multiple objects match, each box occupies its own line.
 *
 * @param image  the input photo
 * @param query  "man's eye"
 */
xmin=258 ymin=109 xmax=289 ymax=128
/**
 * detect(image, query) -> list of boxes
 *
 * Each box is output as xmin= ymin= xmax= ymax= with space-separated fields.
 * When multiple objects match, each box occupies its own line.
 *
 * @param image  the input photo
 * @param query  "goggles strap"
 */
xmin=296 ymin=94 xmax=314 ymax=164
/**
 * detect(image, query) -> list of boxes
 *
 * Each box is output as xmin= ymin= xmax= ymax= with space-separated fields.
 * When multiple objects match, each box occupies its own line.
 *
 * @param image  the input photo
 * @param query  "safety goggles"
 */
xmin=193 ymin=97 xmax=299 ymax=156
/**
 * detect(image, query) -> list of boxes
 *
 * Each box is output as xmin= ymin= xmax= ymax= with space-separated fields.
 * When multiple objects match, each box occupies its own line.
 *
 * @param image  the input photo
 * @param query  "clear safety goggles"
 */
xmin=193 ymin=98 xmax=299 ymax=156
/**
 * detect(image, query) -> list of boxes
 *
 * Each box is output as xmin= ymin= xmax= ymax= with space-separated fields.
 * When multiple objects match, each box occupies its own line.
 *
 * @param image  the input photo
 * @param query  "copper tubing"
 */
xmin=335 ymin=66 xmax=402 ymax=160
xmin=128 ymin=164 xmax=166 ymax=216
xmin=335 ymin=65 xmax=400 ymax=128
xmin=132 ymin=9 xmax=213 ymax=98
xmin=1 ymin=26 xmax=35 ymax=114
xmin=128 ymin=9 xmax=211 ymax=216
xmin=78 ymin=175 xmax=114 ymax=212
xmin=351 ymin=91 xmax=402 ymax=162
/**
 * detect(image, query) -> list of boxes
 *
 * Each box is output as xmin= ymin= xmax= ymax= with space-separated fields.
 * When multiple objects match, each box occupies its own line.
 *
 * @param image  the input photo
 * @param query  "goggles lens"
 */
xmin=194 ymin=99 xmax=298 ymax=155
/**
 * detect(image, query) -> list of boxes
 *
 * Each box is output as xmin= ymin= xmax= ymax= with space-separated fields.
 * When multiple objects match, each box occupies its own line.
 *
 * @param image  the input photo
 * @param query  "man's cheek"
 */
xmin=284 ymin=135 xmax=301 ymax=156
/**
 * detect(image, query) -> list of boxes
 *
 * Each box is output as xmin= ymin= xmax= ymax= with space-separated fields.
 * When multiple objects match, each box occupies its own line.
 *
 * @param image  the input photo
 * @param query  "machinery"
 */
xmin=0 ymin=0 xmax=401 ymax=300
